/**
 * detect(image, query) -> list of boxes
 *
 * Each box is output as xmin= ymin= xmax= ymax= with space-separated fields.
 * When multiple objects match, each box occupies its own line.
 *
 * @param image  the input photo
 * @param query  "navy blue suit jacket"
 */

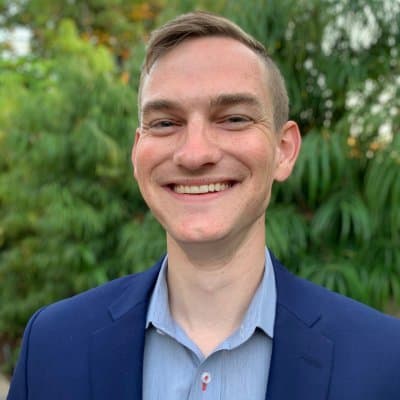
xmin=7 ymin=255 xmax=400 ymax=399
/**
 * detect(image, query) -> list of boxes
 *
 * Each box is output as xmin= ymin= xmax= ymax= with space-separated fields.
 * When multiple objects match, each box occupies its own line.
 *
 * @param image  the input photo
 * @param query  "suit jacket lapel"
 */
xmin=266 ymin=256 xmax=334 ymax=400
xmin=90 ymin=261 xmax=162 ymax=400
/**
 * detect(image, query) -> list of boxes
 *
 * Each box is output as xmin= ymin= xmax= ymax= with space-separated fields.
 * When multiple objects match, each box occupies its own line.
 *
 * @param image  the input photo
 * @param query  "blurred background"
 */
xmin=0 ymin=0 xmax=399 ymax=382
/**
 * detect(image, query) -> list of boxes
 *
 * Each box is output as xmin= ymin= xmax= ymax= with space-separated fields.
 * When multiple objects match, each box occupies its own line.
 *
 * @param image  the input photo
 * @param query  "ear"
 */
xmin=273 ymin=121 xmax=302 ymax=182
xmin=131 ymin=128 xmax=141 ymax=179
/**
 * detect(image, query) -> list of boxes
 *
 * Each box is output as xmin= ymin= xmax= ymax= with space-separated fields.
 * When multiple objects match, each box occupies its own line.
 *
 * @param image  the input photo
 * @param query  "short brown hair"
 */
xmin=138 ymin=11 xmax=289 ymax=130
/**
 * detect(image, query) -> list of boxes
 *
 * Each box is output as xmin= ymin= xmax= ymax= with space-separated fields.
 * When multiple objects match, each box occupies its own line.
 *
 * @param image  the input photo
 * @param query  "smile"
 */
xmin=172 ymin=182 xmax=232 ymax=194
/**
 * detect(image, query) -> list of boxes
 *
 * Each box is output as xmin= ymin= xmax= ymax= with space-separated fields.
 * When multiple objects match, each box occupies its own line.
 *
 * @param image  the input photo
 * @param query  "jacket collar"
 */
xmin=90 ymin=259 xmax=163 ymax=400
xmin=265 ymin=254 xmax=334 ymax=400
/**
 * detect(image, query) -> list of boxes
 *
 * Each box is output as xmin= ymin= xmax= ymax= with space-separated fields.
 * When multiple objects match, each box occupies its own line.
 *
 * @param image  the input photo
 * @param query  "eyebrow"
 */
xmin=141 ymin=93 xmax=264 ymax=118
xmin=210 ymin=93 xmax=264 ymax=110
xmin=141 ymin=99 xmax=181 ymax=118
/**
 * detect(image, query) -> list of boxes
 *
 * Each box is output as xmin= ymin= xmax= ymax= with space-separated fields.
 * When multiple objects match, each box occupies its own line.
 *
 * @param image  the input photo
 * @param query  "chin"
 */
xmin=168 ymin=226 xmax=231 ymax=245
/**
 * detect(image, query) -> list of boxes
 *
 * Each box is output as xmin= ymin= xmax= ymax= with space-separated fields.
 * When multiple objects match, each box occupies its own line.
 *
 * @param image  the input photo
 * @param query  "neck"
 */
xmin=166 ymin=217 xmax=266 ymax=356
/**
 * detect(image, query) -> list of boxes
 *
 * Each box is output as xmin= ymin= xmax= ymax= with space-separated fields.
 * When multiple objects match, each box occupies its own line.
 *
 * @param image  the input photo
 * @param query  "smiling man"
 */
xmin=7 ymin=11 xmax=400 ymax=400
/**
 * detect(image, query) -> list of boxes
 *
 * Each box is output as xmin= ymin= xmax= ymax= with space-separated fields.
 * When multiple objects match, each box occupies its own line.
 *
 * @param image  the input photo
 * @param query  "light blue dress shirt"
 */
xmin=142 ymin=249 xmax=276 ymax=400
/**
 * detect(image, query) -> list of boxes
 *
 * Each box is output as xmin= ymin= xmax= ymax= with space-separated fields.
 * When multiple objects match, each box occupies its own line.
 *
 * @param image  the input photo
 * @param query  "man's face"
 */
xmin=132 ymin=36 xmax=299 ymax=246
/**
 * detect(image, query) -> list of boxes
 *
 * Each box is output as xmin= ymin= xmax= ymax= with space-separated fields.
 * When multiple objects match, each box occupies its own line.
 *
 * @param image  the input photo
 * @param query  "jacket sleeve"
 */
xmin=7 ymin=308 xmax=47 ymax=400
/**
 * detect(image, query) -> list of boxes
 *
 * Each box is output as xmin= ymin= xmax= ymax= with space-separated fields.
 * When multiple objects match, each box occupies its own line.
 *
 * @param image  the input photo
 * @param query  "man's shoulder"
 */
xmin=273 ymin=256 xmax=400 ymax=387
xmin=30 ymin=260 xmax=162 ymax=335
xmin=270 ymin=257 xmax=400 ymax=399
xmin=273 ymin=256 xmax=400 ymax=335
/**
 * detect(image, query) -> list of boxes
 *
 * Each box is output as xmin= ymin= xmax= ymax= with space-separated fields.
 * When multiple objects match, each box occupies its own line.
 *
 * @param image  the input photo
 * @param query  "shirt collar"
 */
xmin=146 ymin=248 xmax=276 ymax=339
xmin=241 ymin=248 xmax=276 ymax=338
xmin=145 ymin=254 xmax=176 ymax=337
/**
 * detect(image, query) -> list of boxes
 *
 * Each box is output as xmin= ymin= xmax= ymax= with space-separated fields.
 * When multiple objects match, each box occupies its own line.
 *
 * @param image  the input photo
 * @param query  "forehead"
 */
xmin=140 ymin=36 xmax=271 ymax=110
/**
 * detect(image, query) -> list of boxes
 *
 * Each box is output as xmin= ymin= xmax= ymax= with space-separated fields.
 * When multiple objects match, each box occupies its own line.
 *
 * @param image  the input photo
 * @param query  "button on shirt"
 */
xmin=142 ymin=249 xmax=276 ymax=400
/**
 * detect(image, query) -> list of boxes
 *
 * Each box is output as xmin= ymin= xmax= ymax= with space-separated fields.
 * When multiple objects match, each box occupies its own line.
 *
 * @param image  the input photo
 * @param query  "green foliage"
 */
xmin=0 ymin=0 xmax=163 ymax=57
xmin=286 ymin=130 xmax=348 ymax=206
xmin=1 ymin=0 xmax=400 ymax=374
xmin=299 ymin=258 xmax=371 ymax=305
xmin=0 ymin=20 xmax=153 ymax=373
xmin=265 ymin=206 xmax=307 ymax=263
xmin=116 ymin=212 xmax=166 ymax=274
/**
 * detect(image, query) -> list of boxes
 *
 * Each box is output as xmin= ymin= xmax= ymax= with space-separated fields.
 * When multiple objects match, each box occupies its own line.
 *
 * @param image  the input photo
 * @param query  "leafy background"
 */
xmin=0 ymin=0 xmax=399 ymax=374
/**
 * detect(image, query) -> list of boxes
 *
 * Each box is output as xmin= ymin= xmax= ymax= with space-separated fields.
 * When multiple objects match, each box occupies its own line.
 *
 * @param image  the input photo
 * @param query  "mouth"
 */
xmin=169 ymin=181 xmax=235 ymax=195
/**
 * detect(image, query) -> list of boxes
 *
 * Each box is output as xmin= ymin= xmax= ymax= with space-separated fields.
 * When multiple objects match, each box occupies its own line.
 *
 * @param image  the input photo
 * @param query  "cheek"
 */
xmin=240 ymin=144 xmax=276 ymax=177
xmin=134 ymin=138 xmax=166 ymax=176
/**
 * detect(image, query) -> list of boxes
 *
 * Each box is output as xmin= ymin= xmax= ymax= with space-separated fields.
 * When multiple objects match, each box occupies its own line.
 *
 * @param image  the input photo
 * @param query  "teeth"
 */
xmin=173 ymin=182 xmax=232 ymax=194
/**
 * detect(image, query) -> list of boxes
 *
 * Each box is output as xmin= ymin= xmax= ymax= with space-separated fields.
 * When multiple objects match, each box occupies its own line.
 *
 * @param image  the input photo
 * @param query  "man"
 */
xmin=7 ymin=11 xmax=400 ymax=400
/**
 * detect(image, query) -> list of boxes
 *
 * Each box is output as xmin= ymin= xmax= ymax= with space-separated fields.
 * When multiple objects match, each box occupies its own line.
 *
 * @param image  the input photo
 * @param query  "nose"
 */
xmin=173 ymin=119 xmax=222 ymax=170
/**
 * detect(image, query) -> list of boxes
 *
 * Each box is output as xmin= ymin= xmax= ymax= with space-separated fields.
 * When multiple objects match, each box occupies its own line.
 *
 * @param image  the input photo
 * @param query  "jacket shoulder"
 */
xmin=272 ymin=257 xmax=400 ymax=397
xmin=31 ymin=260 xmax=162 ymax=334
xmin=272 ymin=255 xmax=400 ymax=331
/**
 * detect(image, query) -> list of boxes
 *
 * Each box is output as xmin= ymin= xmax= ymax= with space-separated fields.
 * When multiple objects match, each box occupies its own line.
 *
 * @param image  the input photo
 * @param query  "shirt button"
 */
xmin=201 ymin=371 xmax=212 ymax=391
xmin=201 ymin=371 xmax=212 ymax=384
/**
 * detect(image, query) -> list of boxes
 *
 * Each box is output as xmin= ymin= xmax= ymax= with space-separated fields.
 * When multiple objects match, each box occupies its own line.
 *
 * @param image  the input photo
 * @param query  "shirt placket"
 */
xmin=187 ymin=356 xmax=221 ymax=400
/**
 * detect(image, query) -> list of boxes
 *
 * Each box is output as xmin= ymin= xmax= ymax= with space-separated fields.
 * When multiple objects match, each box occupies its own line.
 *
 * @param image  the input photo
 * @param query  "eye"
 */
xmin=226 ymin=115 xmax=250 ymax=123
xmin=152 ymin=120 xmax=176 ymax=128
xmin=143 ymin=119 xmax=181 ymax=135
xmin=218 ymin=115 xmax=253 ymax=130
